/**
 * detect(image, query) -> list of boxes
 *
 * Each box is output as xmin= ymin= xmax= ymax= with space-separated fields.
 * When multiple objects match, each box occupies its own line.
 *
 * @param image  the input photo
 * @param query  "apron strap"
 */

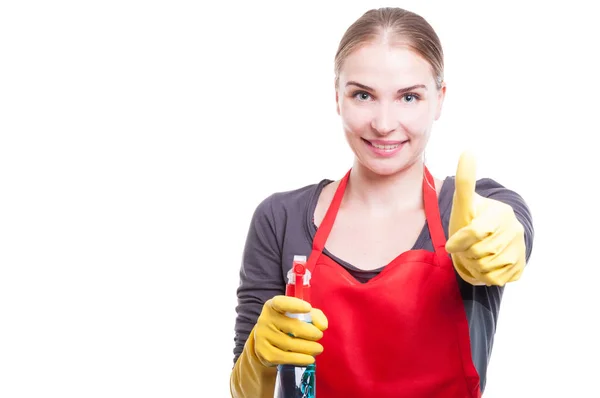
xmin=306 ymin=169 xmax=351 ymax=272
xmin=422 ymin=166 xmax=451 ymax=267
xmin=307 ymin=166 xmax=449 ymax=270
xmin=312 ymin=169 xmax=351 ymax=253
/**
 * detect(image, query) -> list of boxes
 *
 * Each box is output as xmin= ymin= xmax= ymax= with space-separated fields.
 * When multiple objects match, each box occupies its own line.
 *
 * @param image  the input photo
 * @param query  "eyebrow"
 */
xmin=345 ymin=81 xmax=427 ymax=94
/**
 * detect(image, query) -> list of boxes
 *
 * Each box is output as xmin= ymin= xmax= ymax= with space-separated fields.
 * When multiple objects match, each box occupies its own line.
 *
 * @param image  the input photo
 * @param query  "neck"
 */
xmin=345 ymin=158 xmax=426 ymax=213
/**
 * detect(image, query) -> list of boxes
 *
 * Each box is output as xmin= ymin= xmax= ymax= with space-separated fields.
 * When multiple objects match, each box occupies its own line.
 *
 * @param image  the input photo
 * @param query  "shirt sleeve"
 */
xmin=448 ymin=177 xmax=535 ymax=392
xmin=232 ymin=194 xmax=286 ymax=366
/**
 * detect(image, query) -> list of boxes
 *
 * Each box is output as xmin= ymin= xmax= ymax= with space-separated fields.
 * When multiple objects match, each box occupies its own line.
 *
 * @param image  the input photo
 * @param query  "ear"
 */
xmin=334 ymin=77 xmax=341 ymax=115
xmin=434 ymin=82 xmax=446 ymax=121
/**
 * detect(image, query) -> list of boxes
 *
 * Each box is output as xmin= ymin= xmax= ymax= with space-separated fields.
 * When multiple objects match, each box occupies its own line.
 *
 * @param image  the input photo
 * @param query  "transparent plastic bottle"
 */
xmin=273 ymin=255 xmax=316 ymax=398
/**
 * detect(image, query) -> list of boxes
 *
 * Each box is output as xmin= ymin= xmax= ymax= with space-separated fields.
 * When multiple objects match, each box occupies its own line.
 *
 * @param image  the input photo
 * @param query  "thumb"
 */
xmin=452 ymin=151 xmax=477 ymax=228
xmin=310 ymin=308 xmax=329 ymax=332
xmin=270 ymin=295 xmax=312 ymax=314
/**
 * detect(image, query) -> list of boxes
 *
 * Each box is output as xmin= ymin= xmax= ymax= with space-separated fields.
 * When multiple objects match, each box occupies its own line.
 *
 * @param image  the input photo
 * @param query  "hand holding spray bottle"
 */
xmin=273 ymin=255 xmax=316 ymax=398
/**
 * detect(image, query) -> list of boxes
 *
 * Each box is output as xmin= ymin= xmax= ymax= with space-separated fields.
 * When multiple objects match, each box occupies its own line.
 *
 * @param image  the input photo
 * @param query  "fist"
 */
xmin=446 ymin=152 xmax=526 ymax=286
xmin=253 ymin=296 xmax=328 ymax=367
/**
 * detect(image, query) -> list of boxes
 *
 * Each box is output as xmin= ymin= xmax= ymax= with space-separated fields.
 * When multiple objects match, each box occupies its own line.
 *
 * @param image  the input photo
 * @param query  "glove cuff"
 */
xmin=230 ymin=327 xmax=277 ymax=398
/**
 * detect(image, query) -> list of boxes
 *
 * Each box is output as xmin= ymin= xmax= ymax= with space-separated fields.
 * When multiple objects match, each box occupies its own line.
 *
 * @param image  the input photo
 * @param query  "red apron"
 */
xmin=305 ymin=166 xmax=482 ymax=397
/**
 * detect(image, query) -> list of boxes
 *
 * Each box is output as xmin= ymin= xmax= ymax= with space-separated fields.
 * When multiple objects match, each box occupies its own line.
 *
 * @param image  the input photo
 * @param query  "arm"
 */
xmin=230 ymin=194 xmax=327 ymax=397
xmin=230 ymin=195 xmax=285 ymax=397
xmin=233 ymin=194 xmax=286 ymax=364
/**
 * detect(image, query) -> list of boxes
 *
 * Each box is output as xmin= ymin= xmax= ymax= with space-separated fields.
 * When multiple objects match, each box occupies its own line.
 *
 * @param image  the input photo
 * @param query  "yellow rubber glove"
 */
xmin=446 ymin=152 xmax=526 ymax=286
xmin=230 ymin=295 xmax=328 ymax=398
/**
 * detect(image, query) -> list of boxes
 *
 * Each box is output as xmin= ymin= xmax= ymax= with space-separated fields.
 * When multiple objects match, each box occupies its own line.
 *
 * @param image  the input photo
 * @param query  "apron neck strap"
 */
xmin=422 ymin=166 xmax=451 ymax=266
xmin=311 ymin=169 xmax=351 ymax=254
xmin=308 ymin=166 xmax=449 ymax=271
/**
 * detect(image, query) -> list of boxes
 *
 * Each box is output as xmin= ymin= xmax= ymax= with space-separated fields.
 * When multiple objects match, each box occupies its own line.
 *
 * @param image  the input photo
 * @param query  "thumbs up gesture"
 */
xmin=446 ymin=152 xmax=526 ymax=286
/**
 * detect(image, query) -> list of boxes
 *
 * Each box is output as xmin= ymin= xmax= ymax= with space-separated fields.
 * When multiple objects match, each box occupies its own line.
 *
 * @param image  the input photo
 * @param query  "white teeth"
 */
xmin=372 ymin=143 xmax=400 ymax=150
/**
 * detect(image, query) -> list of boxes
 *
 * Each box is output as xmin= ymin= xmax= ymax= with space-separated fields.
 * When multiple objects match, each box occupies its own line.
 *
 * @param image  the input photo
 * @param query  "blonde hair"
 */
xmin=334 ymin=7 xmax=444 ymax=89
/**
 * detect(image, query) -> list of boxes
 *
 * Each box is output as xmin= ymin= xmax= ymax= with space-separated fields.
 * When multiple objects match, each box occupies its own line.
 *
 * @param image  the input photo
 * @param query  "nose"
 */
xmin=370 ymin=103 xmax=398 ymax=136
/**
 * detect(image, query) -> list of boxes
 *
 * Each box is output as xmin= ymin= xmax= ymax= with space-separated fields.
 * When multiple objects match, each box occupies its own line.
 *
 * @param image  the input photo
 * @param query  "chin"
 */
xmin=359 ymin=159 xmax=412 ymax=177
xmin=356 ymin=149 xmax=424 ymax=177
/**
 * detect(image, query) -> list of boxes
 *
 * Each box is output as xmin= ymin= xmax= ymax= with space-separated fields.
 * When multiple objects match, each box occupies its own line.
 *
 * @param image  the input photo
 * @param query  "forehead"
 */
xmin=339 ymin=42 xmax=434 ymax=89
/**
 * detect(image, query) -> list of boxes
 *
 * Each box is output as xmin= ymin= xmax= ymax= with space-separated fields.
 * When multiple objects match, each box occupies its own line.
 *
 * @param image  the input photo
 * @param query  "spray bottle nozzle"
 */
xmin=293 ymin=263 xmax=306 ymax=276
xmin=286 ymin=255 xmax=311 ymax=303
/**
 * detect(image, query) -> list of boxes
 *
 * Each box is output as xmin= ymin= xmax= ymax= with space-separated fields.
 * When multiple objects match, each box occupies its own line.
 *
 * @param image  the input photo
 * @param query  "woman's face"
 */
xmin=336 ymin=40 xmax=446 ymax=177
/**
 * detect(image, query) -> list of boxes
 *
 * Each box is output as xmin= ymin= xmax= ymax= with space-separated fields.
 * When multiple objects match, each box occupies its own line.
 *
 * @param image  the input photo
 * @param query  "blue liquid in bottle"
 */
xmin=274 ymin=363 xmax=315 ymax=398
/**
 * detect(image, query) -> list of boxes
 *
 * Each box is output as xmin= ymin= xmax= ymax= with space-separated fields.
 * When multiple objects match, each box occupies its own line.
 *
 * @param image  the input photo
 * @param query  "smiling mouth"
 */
xmin=362 ymin=138 xmax=407 ymax=151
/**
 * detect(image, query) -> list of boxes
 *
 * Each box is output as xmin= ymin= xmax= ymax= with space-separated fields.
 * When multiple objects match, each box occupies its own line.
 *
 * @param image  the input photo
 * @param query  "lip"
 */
xmin=367 ymin=139 xmax=407 ymax=145
xmin=362 ymin=138 xmax=407 ymax=157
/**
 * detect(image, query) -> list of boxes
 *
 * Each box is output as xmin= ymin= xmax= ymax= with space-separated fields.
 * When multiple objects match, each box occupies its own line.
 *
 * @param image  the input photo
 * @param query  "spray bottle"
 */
xmin=273 ymin=255 xmax=316 ymax=398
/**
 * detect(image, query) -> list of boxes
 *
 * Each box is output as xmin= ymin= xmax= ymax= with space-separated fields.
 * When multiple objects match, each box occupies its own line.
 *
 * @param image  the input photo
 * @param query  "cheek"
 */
xmin=340 ymin=102 xmax=372 ymax=135
xmin=400 ymin=105 xmax=435 ymax=136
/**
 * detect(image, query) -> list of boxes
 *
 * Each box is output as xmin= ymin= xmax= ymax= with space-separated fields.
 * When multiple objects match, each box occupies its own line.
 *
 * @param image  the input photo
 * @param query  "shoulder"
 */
xmin=439 ymin=175 xmax=534 ymax=260
xmin=441 ymin=175 xmax=524 ymax=198
xmin=439 ymin=175 xmax=532 ymax=224
xmin=250 ymin=179 xmax=332 ymax=227
xmin=439 ymin=176 xmax=531 ymax=212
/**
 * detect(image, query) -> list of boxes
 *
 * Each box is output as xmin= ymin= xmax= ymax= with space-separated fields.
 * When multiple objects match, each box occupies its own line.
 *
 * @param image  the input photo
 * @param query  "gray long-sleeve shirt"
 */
xmin=232 ymin=175 xmax=534 ymax=393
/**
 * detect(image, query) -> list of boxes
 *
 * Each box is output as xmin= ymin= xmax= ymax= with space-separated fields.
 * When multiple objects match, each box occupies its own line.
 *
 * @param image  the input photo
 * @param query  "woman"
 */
xmin=230 ymin=7 xmax=534 ymax=398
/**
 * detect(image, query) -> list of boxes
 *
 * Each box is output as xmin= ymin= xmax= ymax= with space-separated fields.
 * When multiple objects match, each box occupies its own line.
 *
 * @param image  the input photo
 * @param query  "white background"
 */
xmin=1 ymin=1 xmax=599 ymax=397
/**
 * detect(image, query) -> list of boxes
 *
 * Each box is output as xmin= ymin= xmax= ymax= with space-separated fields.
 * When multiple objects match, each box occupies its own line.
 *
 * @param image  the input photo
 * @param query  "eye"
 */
xmin=353 ymin=91 xmax=372 ymax=101
xmin=402 ymin=93 xmax=420 ymax=103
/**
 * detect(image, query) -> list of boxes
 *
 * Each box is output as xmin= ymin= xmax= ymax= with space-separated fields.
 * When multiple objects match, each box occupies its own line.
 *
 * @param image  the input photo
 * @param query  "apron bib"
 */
xmin=304 ymin=167 xmax=481 ymax=397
